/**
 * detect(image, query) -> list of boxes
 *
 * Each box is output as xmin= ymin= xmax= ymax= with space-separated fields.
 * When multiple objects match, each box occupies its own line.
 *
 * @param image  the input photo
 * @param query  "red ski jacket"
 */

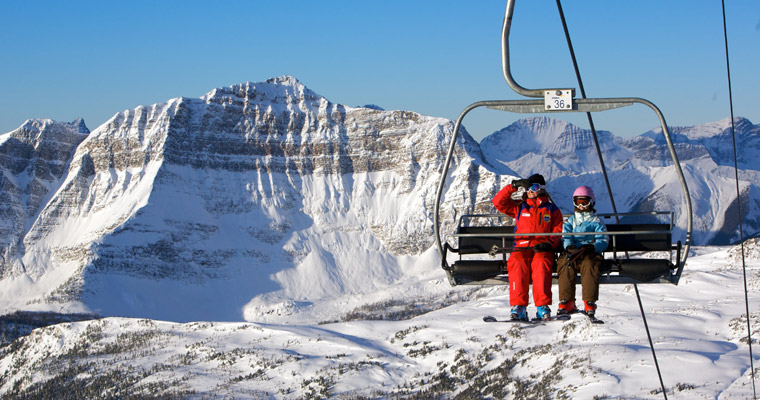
xmin=492 ymin=184 xmax=563 ymax=249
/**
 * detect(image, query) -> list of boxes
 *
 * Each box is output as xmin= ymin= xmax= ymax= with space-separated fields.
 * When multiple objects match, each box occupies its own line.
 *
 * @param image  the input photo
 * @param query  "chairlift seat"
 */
xmin=602 ymin=223 xmax=676 ymax=282
xmin=614 ymin=259 xmax=674 ymax=282
xmin=444 ymin=219 xmax=680 ymax=285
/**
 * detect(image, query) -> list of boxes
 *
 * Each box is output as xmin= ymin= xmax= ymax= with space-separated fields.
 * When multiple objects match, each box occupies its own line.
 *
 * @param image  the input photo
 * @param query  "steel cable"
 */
xmin=555 ymin=1 xmax=668 ymax=398
xmin=721 ymin=1 xmax=757 ymax=397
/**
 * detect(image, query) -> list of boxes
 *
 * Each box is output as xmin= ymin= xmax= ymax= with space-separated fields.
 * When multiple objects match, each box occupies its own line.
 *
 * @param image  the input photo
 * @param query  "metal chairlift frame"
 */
xmin=434 ymin=0 xmax=693 ymax=286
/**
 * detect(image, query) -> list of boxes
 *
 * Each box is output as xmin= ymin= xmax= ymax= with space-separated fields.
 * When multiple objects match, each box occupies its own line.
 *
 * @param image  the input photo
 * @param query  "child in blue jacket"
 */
xmin=557 ymin=185 xmax=608 ymax=317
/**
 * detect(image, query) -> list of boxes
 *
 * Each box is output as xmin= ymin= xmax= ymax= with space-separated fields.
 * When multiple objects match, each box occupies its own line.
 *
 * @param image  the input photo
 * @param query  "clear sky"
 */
xmin=1 ymin=1 xmax=758 ymax=141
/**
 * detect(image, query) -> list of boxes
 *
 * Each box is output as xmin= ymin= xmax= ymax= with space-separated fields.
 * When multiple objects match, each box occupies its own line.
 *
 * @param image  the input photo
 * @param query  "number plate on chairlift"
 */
xmin=544 ymin=89 xmax=573 ymax=111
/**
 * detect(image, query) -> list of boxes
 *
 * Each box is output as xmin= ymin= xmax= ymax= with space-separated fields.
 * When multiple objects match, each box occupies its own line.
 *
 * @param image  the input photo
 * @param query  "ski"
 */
xmin=531 ymin=314 xmax=571 ymax=322
xmin=483 ymin=313 xmax=605 ymax=325
xmin=558 ymin=309 xmax=605 ymax=324
xmin=483 ymin=314 xmax=570 ymax=324
xmin=582 ymin=311 xmax=605 ymax=324
xmin=483 ymin=315 xmax=535 ymax=324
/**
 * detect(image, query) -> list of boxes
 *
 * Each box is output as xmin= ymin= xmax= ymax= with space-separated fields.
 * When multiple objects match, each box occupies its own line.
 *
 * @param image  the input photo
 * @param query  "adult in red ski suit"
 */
xmin=492 ymin=174 xmax=562 ymax=311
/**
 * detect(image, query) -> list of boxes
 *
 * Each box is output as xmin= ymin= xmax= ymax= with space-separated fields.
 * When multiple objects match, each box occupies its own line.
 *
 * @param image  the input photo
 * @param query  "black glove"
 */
xmin=511 ymin=179 xmax=530 ymax=188
xmin=534 ymin=242 xmax=553 ymax=252
xmin=581 ymin=244 xmax=595 ymax=252
xmin=565 ymin=245 xmax=577 ymax=252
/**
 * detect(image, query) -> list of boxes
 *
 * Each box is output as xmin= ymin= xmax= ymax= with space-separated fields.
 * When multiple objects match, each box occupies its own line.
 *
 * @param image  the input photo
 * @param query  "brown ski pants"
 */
xmin=556 ymin=251 xmax=602 ymax=303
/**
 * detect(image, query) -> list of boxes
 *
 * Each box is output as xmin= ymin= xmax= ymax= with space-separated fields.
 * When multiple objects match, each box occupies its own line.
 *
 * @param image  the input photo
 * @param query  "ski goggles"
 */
xmin=573 ymin=196 xmax=592 ymax=206
xmin=527 ymin=183 xmax=545 ymax=193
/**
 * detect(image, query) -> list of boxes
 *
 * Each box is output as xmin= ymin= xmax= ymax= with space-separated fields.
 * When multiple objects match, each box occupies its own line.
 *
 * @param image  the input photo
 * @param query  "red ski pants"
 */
xmin=507 ymin=249 xmax=553 ymax=307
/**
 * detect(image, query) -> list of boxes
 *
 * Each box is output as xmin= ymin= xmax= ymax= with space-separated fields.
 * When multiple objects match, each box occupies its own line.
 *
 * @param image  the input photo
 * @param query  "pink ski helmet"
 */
xmin=572 ymin=185 xmax=596 ymax=210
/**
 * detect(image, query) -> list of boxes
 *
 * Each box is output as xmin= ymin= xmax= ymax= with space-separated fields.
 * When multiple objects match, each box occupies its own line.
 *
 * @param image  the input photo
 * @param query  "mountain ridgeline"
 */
xmin=0 ymin=76 xmax=756 ymax=321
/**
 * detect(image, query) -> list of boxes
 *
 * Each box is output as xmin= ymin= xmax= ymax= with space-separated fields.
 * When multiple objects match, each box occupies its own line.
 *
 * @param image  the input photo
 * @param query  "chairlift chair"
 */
xmin=434 ymin=0 xmax=693 ymax=286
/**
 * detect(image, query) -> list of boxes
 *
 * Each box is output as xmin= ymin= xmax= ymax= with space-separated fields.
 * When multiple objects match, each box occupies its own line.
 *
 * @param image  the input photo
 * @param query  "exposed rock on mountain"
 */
xmin=0 ymin=118 xmax=89 ymax=277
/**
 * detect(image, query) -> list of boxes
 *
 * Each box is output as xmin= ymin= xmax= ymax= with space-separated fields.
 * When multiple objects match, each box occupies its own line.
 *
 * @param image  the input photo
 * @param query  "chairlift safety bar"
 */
xmin=453 ymin=211 xmax=676 ymax=238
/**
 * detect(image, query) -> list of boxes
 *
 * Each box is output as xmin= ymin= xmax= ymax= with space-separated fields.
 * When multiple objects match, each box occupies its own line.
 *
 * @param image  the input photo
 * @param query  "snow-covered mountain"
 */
xmin=0 ymin=77 xmax=497 ymax=323
xmin=0 ymin=76 xmax=757 ymax=325
xmin=482 ymin=115 xmax=760 ymax=245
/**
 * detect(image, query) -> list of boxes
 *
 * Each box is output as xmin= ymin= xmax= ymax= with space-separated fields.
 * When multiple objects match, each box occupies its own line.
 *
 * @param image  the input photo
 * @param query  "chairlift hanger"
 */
xmin=434 ymin=0 xmax=693 ymax=286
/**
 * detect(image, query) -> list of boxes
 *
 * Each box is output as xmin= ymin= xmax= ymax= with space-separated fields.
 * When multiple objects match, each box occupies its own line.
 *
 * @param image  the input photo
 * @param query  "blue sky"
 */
xmin=1 ymin=1 xmax=758 ymax=140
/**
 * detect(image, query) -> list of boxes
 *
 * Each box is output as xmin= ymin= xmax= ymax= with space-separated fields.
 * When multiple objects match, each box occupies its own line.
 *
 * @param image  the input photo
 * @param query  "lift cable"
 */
xmin=554 ymin=1 xmax=668 ymax=398
xmin=554 ymin=0 xmax=620 ymax=222
xmin=720 ymin=1 xmax=757 ymax=397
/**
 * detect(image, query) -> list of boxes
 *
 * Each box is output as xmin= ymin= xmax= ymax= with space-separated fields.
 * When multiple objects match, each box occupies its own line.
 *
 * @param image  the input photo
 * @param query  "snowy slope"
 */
xmin=0 ymin=244 xmax=757 ymax=399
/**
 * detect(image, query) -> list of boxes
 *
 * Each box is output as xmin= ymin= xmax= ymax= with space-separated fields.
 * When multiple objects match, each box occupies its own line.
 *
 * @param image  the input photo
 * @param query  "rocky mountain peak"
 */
xmin=5 ymin=118 xmax=89 ymax=147
xmin=201 ymin=75 xmax=323 ymax=112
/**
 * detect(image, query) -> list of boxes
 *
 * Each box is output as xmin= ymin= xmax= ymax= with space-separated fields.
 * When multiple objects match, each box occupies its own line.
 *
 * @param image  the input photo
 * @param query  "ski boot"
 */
xmin=510 ymin=305 xmax=528 ymax=321
xmin=584 ymin=301 xmax=597 ymax=317
xmin=557 ymin=300 xmax=577 ymax=315
xmin=536 ymin=305 xmax=551 ymax=321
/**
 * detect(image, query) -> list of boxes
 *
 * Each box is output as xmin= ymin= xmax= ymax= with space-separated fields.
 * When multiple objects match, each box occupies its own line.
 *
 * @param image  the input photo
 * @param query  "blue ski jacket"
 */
xmin=562 ymin=212 xmax=609 ymax=253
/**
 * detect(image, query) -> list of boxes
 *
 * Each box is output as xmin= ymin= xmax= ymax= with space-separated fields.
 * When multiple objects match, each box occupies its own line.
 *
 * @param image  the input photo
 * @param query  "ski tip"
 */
xmin=582 ymin=312 xmax=605 ymax=324
xmin=483 ymin=316 xmax=497 ymax=322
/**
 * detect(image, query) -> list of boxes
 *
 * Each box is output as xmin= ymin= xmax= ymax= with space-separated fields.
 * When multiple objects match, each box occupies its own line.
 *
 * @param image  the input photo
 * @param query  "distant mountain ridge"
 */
xmin=481 ymin=115 xmax=759 ymax=245
xmin=0 ymin=76 xmax=757 ymax=322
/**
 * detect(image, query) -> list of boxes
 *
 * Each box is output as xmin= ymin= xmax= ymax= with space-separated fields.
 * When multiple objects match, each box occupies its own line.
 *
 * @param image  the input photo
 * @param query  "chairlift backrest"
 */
xmin=606 ymin=224 xmax=672 ymax=252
